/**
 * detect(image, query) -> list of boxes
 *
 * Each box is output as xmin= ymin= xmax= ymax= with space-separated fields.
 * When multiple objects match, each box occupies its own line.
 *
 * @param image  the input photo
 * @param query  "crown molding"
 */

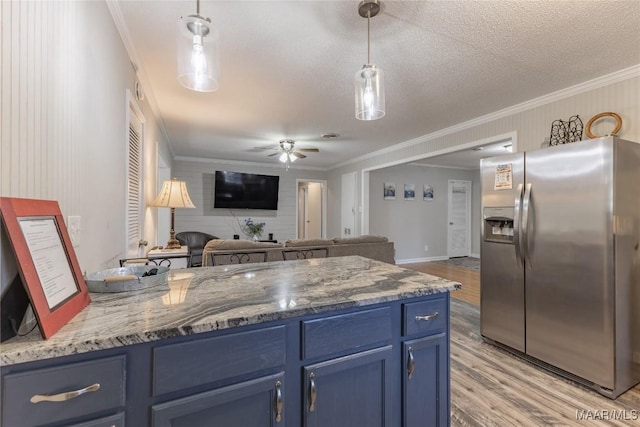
xmin=105 ymin=0 xmax=174 ymax=158
xmin=174 ymin=156 xmax=328 ymax=172
xmin=332 ymin=65 xmax=640 ymax=170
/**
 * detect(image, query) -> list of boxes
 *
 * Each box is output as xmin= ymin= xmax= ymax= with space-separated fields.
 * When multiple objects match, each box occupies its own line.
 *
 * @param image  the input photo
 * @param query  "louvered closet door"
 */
xmin=447 ymin=180 xmax=471 ymax=257
xmin=127 ymin=101 xmax=144 ymax=257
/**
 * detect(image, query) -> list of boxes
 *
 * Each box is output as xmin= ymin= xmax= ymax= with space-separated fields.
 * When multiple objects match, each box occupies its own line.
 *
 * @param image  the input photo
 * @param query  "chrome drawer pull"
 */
xmin=275 ymin=381 xmax=283 ymax=423
xmin=308 ymin=372 xmax=317 ymax=413
xmin=407 ymin=347 xmax=415 ymax=380
xmin=30 ymin=383 xmax=100 ymax=403
xmin=415 ymin=312 xmax=439 ymax=321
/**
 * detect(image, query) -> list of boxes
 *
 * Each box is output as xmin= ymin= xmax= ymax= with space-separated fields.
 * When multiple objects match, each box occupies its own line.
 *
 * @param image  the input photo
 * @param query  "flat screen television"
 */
xmin=214 ymin=171 xmax=279 ymax=210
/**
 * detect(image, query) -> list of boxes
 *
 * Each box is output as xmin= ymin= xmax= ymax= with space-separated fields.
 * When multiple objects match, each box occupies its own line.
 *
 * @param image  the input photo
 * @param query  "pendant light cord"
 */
xmin=367 ymin=10 xmax=371 ymax=64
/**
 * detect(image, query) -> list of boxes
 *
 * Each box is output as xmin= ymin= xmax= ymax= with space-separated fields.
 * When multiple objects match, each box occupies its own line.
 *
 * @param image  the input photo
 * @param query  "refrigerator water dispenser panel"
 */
xmin=484 ymin=207 xmax=515 ymax=243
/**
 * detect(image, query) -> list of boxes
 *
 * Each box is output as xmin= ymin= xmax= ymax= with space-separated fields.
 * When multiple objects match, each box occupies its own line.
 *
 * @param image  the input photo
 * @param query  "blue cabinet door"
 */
xmin=152 ymin=373 xmax=285 ymax=427
xmin=303 ymin=346 xmax=393 ymax=427
xmin=403 ymin=333 xmax=449 ymax=427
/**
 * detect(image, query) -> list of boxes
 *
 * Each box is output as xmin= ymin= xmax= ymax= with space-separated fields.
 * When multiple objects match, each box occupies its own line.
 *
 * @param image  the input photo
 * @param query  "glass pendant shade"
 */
xmin=355 ymin=64 xmax=385 ymax=120
xmin=279 ymin=152 xmax=288 ymax=163
xmin=177 ymin=15 xmax=220 ymax=92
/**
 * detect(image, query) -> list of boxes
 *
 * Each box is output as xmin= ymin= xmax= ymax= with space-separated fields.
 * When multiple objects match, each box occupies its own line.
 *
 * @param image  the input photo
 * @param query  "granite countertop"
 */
xmin=1 ymin=256 xmax=460 ymax=366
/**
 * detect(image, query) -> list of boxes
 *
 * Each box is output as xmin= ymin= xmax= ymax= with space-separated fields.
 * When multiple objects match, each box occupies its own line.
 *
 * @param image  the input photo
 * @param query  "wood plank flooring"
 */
xmin=403 ymin=261 xmax=480 ymax=306
xmin=450 ymin=299 xmax=640 ymax=426
xmin=403 ymin=260 xmax=640 ymax=426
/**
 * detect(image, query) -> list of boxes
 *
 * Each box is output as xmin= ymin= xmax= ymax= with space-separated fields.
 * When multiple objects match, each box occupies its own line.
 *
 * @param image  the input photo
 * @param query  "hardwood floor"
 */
xmin=403 ymin=260 xmax=640 ymax=426
xmin=403 ymin=261 xmax=480 ymax=306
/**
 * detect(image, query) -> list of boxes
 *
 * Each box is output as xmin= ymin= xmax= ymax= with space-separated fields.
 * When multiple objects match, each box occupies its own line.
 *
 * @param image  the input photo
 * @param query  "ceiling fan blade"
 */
xmin=268 ymin=152 xmax=281 ymax=157
xmin=254 ymin=146 xmax=278 ymax=150
xmin=297 ymin=148 xmax=319 ymax=152
xmin=292 ymin=152 xmax=306 ymax=159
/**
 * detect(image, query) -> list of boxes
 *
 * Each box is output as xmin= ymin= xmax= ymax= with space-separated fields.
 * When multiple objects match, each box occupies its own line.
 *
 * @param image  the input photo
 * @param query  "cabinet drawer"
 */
xmin=153 ymin=326 xmax=286 ymax=396
xmin=302 ymin=307 xmax=391 ymax=359
xmin=2 ymin=355 xmax=126 ymax=427
xmin=66 ymin=412 xmax=125 ymax=427
xmin=403 ymin=297 xmax=447 ymax=336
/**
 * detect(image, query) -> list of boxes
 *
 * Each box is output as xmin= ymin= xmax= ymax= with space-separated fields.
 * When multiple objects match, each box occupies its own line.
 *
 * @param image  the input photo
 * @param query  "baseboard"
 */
xmin=396 ymin=256 xmax=449 ymax=265
xmin=470 ymin=253 xmax=480 ymax=258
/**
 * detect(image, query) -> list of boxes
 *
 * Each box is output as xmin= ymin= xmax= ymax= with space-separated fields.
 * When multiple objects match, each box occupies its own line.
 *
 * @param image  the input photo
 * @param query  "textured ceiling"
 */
xmin=115 ymin=0 xmax=640 ymax=169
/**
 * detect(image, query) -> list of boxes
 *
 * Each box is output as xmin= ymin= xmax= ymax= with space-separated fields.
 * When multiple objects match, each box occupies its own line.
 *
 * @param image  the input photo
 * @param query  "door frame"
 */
xmin=447 ymin=179 xmax=472 ymax=257
xmin=295 ymin=179 xmax=327 ymax=239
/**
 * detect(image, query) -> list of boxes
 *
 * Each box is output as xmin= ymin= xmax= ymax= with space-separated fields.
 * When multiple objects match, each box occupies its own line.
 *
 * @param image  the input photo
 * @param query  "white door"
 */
xmin=297 ymin=180 xmax=327 ymax=239
xmin=447 ymin=180 xmax=471 ymax=257
xmin=341 ymin=172 xmax=357 ymax=237
xmin=306 ymin=183 xmax=322 ymax=239
xmin=126 ymin=97 xmax=145 ymax=257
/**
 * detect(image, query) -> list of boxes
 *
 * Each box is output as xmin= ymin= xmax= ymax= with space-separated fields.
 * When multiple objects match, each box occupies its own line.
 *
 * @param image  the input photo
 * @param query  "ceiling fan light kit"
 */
xmin=177 ymin=0 xmax=220 ymax=92
xmin=355 ymin=0 xmax=385 ymax=121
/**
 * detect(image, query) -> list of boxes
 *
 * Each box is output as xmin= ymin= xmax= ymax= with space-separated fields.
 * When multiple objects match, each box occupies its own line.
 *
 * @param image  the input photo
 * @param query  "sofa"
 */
xmin=201 ymin=235 xmax=395 ymax=267
xmin=175 ymin=231 xmax=219 ymax=267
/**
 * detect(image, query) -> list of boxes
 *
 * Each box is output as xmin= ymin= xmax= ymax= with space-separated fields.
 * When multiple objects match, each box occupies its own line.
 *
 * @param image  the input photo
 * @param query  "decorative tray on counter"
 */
xmin=84 ymin=265 xmax=170 ymax=293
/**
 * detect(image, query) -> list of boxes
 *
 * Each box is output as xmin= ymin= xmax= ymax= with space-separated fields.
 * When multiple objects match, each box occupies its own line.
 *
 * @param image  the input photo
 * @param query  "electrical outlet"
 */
xmin=68 ymin=216 xmax=81 ymax=248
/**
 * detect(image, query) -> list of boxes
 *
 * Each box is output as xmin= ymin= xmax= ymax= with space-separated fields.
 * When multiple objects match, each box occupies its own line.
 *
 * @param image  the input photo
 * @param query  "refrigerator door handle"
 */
xmin=513 ymin=183 xmax=524 ymax=266
xmin=522 ymin=183 xmax=532 ymax=268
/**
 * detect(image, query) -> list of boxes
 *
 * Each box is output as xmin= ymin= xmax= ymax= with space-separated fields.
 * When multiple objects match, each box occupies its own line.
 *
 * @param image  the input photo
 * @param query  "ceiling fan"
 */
xmin=257 ymin=139 xmax=320 ymax=164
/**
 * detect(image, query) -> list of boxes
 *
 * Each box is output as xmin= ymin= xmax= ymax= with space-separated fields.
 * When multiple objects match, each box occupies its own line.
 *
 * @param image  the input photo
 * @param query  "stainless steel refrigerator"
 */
xmin=480 ymin=136 xmax=640 ymax=398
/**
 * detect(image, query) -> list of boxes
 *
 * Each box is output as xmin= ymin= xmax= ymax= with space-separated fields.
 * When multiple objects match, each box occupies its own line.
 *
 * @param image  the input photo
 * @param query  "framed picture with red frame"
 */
xmin=0 ymin=197 xmax=90 ymax=339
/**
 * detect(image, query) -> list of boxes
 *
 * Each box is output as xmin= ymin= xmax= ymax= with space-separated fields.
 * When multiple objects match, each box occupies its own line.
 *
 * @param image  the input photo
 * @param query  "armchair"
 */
xmin=175 ymin=231 xmax=218 ymax=267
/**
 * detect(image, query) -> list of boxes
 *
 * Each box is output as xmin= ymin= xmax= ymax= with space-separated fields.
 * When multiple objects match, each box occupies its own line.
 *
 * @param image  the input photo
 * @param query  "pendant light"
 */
xmin=177 ymin=0 xmax=220 ymax=92
xmin=355 ymin=0 xmax=385 ymax=121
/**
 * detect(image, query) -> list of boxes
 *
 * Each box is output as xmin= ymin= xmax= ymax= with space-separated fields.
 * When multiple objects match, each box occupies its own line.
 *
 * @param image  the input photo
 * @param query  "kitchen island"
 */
xmin=1 ymin=256 xmax=460 ymax=427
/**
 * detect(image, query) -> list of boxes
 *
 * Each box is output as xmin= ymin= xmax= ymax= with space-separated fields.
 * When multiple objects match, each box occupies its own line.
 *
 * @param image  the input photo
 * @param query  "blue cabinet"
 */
xmin=152 ymin=373 xmax=285 ymax=427
xmin=403 ymin=334 xmax=449 ymax=427
xmin=1 ymin=293 xmax=451 ymax=426
xmin=303 ymin=346 xmax=393 ymax=427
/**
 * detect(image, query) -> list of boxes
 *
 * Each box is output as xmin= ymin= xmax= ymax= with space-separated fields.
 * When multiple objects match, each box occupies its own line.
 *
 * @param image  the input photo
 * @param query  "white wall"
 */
xmin=1 ymin=0 xmax=171 ymax=282
xmin=172 ymin=159 xmax=327 ymax=242
xmin=327 ymin=74 xmax=640 ymax=259
xmin=369 ymin=165 xmax=480 ymax=262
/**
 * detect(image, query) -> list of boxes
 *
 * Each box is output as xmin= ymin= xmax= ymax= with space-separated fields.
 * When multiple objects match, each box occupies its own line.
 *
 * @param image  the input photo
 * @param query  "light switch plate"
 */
xmin=68 ymin=216 xmax=81 ymax=248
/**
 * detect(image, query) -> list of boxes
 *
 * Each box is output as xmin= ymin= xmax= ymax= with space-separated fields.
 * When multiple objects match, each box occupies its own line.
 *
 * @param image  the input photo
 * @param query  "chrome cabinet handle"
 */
xmin=308 ymin=372 xmax=316 ymax=413
xmin=408 ymin=347 xmax=415 ymax=380
xmin=30 ymin=383 xmax=100 ymax=403
xmin=415 ymin=312 xmax=439 ymax=321
xmin=275 ymin=381 xmax=283 ymax=423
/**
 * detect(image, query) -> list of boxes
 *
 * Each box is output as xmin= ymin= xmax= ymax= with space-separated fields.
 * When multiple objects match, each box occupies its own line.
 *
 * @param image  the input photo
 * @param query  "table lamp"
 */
xmin=151 ymin=178 xmax=195 ymax=249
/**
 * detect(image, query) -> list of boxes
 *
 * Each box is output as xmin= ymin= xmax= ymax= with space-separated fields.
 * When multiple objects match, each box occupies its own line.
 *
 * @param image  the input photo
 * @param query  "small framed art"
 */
xmin=0 ymin=197 xmax=91 ymax=339
xmin=423 ymin=184 xmax=434 ymax=201
xmin=404 ymin=184 xmax=415 ymax=200
xmin=384 ymin=182 xmax=396 ymax=200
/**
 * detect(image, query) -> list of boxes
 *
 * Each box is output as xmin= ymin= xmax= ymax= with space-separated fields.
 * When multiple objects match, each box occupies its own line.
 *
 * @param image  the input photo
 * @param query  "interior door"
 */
xmin=297 ymin=181 xmax=325 ymax=239
xmin=126 ymin=98 xmax=145 ymax=257
xmin=341 ymin=172 xmax=357 ymax=237
xmin=447 ymin=180 xmax=471 ymax=257
xmin=306 ymin=183 xmax=322 ymax=239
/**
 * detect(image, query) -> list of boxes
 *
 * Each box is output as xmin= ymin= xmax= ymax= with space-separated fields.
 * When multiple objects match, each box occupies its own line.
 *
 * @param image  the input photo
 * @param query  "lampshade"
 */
xmin=177 ymin=1 xmax=220 ymax=92
xmin=151 ymin=178 xmax=195 ymax=209
xmin=355 ymin=0 xmax=385 ymax=121
xmin=151 ymin=178 xmax=195 ymax=249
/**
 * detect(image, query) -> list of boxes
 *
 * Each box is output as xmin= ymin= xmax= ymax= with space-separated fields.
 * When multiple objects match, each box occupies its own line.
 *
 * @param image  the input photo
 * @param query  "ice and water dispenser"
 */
xmin=483 ymin=207 xmax=515 ymax=244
